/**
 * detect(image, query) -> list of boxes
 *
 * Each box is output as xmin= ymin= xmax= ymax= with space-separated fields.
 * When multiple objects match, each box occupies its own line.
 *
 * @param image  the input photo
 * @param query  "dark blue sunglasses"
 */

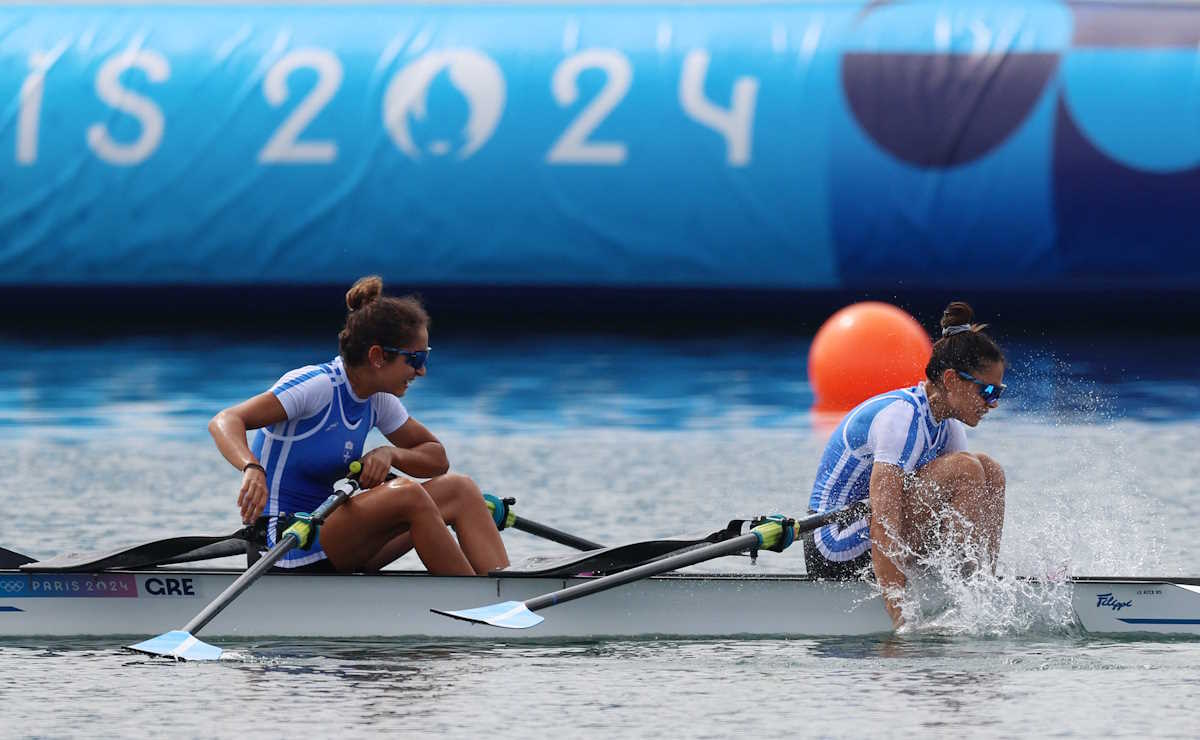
xmin=381 ymin=346 xmax=431 ymax=371
xmin=956 ymin=370 xmax=1006 ymax=406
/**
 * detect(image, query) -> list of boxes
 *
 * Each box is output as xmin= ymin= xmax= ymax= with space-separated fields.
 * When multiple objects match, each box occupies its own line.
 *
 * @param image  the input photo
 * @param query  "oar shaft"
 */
xmin=485 ymin=494 xmax=604 ymax=551
xmin=524 ymin=533 xmax=757 ymax=612
xmin=181 ymin=534 xmax=295 ymax=634
xmin=181 ymin=477 xmax=357 ymax=636
xmin=512 ymin=518 xmax=604 ymax=552
xmin=157 ymin=539 xmax=254 ymax=567
xmin=523 ymin=502 xmax=869 ymax=613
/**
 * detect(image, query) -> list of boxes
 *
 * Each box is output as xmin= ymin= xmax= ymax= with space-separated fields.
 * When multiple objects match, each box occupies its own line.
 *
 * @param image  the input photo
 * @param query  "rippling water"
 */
xmin=2 ymin=329 xmax=1198 ymax=737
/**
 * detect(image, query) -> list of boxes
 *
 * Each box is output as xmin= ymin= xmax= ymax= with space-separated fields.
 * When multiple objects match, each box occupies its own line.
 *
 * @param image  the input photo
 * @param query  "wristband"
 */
xmin=242 ymin=462 xmax=266 ymax=475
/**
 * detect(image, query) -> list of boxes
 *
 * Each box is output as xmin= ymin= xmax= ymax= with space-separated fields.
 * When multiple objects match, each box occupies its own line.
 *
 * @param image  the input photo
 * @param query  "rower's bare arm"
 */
xmin=375 ymin=417 xmax=450 ymax=480
xmin=869 ymin=462 xmax=908 ymax=628
xmin=209 ymin=393 xmax=288 ymax=469
xmin=209 ymin=393 xmax=288 ymax=523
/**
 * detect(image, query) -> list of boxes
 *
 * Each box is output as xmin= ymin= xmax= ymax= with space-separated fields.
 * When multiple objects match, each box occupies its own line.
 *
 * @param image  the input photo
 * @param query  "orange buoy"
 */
xmin=809 ymin=302 xmax=932 ymax=413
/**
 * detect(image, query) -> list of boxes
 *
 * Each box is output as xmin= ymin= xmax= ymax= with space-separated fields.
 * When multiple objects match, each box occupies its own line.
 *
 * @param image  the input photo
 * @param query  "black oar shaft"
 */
xmin=0 ymin=546 xmax=35 ymax=568
xmin=512 ymin=518 xmax=604 ymax=552
xmin=22 ymin=528 xmax=257 ymax=572
xmin=158 ymin=539 xmax=253 ymax=567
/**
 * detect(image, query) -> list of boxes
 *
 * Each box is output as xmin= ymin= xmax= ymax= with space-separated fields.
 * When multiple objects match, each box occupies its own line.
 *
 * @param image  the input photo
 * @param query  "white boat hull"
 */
xmin=1 ymin=569 xmax=1197 ymax=638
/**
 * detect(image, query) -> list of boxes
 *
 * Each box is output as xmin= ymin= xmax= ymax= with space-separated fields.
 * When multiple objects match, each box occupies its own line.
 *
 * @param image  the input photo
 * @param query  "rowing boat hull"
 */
xmin=1 ymin=569 xmax=1197 ymax=638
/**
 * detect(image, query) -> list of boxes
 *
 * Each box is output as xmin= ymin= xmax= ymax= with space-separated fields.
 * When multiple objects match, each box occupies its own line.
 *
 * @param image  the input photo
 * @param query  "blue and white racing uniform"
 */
xmin=807 ymin=383 xmax=967 ymax=571
xmin=250 ymin=356 xmax=409 ymax=568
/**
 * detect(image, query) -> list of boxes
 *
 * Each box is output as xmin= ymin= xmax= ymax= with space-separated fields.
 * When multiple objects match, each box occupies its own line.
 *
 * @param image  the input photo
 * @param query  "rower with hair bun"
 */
xmin=805 ymin=301 xmax=1007 ymax=628
xmin=208 ymin=275 xmax=508 ymax=576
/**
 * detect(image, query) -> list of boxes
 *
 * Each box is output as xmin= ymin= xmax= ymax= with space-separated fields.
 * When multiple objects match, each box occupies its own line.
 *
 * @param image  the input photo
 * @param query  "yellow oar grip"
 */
xmin=751 ymin=520 xmax=783 ymax=550
xmin=483 ymin=494 xmax=517 ymax=530
xmin=284 ymin=522 xmax=311 ymax=548
xmin=749 ymin=516 xmax=800 ymax=552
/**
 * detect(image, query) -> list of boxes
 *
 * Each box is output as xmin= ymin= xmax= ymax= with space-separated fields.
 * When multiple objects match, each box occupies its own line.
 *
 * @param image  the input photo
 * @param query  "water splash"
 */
xmin=899 ymin=558 xmax=1078 ymax=638
xmin=860 ymin=501 xmax=1076 ymax=637
xmin=1001 ymin=348 xmax=1172 ymax=577
xmin=869 ymin=345 xmax=1179 ymax=636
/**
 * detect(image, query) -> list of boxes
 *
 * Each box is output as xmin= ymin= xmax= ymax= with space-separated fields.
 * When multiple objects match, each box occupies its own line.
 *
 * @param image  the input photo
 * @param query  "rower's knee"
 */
xmin=425 ymin=473 xmax=490 ymax=516
xmin=938 ymin=452 xmax=987 ymax=489
xmin=975 ymin=453 xmax=1006 ymax=494
xmin=381 ymin=479 xmax=440 ymax=521
xmin=440 ymin=473 xmax=482 ymax=501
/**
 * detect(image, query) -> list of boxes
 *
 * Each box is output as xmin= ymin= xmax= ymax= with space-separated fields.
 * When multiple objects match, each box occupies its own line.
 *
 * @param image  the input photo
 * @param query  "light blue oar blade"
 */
xmin=431 ymin=600 xmax=545 ymax=629
xmin=127 ymin=630 xmax=224 ymax=661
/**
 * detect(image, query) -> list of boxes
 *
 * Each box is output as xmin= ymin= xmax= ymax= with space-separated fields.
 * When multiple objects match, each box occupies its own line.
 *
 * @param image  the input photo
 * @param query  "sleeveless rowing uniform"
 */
xmin=804 ymin=383 xmax=966 ymax=579
xmin=249 ymin=356 xmax=409 ymax=569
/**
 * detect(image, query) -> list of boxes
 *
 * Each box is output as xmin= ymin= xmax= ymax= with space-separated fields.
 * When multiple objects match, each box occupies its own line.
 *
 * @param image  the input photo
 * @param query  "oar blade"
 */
xmin=127 ymin=630 xmax=224 ymax=661
xmin=431 ymin=600 xmax=544 ymax=629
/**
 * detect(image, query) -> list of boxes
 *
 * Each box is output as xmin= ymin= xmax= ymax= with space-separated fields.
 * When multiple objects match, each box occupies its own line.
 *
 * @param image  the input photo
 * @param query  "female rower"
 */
xmin=804 ymin=301 xmax=1007 ymax=627
xmin=208 ymin=275 xmax=508 ymax=576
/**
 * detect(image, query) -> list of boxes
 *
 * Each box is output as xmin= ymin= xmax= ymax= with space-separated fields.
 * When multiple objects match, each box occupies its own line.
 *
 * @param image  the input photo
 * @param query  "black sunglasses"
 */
xmin=955 ymin=370 xmax=1006 ymax=406
xmin=381 ymin=346 xmax=431 ymax=371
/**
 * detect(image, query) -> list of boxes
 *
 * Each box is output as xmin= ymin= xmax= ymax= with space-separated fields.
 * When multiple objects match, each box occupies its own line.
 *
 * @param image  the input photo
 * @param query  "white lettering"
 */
xmin=86 ymin=48 xmax=170 ymax=165
xmin=547 ymin=49 xmax=631 ymax=166
xmin=381 ymin=49 xmax=505 ymax=161
xmin=258 ymin=48 xmax=343 ymax=164
xmin=678 ymin=50 xmax=758 ymax=167
xmin=18 ymin=52 xmax=52 ymax=165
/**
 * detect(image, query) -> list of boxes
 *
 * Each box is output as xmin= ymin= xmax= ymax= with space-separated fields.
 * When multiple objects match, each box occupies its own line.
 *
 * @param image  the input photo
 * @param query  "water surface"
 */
xmin=2 ymin=329 xmax=1198 ymax=737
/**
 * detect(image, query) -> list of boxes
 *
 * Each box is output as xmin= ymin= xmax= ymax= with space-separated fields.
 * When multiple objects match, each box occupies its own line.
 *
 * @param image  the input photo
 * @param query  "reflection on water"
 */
xmin=3 ymin=331 xmax=1200 ymax=443
xmin=7 ymin=629 xmax=1200 ymax=738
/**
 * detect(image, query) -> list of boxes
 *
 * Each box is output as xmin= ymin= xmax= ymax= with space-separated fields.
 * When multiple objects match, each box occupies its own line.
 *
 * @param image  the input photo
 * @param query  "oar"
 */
xmin=432 ymin=500 xmax=871 ymax=629
xmin=21 ymin=527 xmax=260 ymax=572
xmin=484 ymin=494 xmax=604 ymax=552
xmin=0 ymin=546 xmax=35 ymax=568
xmin=127 ymin=465 xmax=363 ymax=661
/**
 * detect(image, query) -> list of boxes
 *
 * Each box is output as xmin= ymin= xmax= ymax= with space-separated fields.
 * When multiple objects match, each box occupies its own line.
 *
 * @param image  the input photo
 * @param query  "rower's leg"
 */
xmin=361 ymin=531 xmax=413 ymax=571
xmin=973 ymin=453 xmax=1006 ymax=567
xmin=421 ymin=474 xmax=510 ymax=574
xmin=320 ymin=479 xmax=474 ymax=576
xmin=905 ymin=451 xmax=1006 ymax=571
xmin=357 ymin=476 xmax=511 ymax=573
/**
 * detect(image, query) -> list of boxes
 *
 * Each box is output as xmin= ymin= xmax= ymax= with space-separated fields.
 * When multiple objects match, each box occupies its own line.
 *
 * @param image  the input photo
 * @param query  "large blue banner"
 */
xmin=0 ymin=2 xmax=1197 ymax=291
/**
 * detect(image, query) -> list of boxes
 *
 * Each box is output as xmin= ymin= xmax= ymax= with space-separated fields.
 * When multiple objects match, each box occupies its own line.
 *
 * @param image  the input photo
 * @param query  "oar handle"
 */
xmin=756 ymin=500 xmax=872 ymax=551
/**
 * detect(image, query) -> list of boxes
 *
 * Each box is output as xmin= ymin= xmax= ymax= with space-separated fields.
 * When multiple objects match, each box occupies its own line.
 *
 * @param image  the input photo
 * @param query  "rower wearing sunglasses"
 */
xmin=208 ymin=275 xmax=508 ymax=576
xmin=805 ymin=301 xmax=1006 ymax=628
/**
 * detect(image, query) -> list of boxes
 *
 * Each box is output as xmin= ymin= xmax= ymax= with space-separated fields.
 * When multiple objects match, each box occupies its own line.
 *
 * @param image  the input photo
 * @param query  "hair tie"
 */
xmin=942 ymin=324 xmax=972 ymax=337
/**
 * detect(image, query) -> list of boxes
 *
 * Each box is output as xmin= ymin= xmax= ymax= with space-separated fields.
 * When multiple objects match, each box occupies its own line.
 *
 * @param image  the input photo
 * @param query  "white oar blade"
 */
xmin=127 ymin=630 xmax=224 ymax=661
xmin=431 ymin=600 xmax=544 ymax=629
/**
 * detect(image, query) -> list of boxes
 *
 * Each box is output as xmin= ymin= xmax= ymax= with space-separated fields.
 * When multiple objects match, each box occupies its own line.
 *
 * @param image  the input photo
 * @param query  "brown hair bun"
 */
xmin=345 ymin=275 xmax=384 ymax=312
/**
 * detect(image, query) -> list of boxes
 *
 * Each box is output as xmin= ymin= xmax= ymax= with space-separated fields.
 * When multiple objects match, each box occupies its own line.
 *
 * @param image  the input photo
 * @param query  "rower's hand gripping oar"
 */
xmin=483 ymin=493 xmax=604 ymax=552
xmin=432 ymin=500 xmax=870 ymax=630
xmin=127 ymin=463 xmax=365 ymax=661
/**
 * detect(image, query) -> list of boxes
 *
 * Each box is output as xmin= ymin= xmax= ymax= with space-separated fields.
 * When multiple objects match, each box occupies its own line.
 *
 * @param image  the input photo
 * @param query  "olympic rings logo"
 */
xmin=0 ymin=578 xmax=26 ymax=593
